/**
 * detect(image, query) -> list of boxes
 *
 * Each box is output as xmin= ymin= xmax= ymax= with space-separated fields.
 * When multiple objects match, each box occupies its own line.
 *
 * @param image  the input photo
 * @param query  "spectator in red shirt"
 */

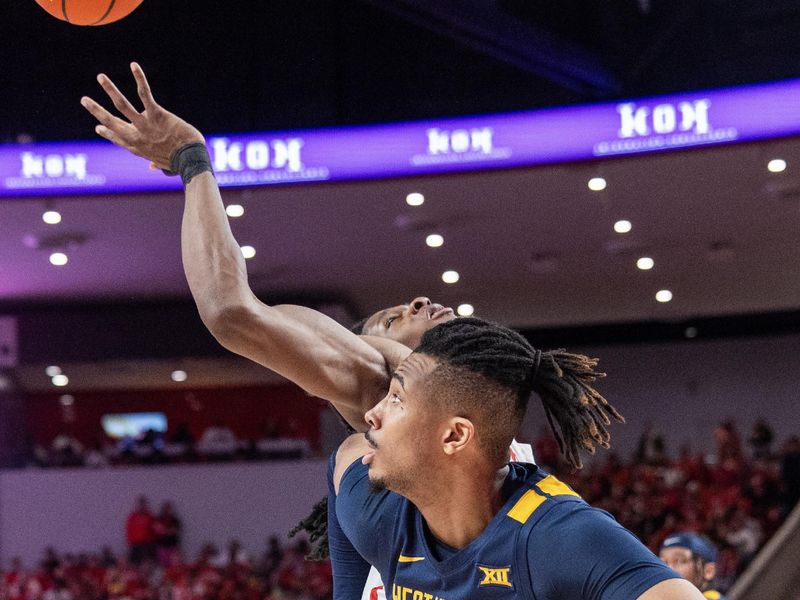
xmin=125 ymin=496 xmax=156 ymax=565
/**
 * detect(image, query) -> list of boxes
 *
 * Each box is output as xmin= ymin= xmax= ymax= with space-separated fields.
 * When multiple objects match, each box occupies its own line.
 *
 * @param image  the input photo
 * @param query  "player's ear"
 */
xmin=703 ymin=561 xmax=716 ymax=582
xmin=441 ymin=417 xmax=474 ymax=455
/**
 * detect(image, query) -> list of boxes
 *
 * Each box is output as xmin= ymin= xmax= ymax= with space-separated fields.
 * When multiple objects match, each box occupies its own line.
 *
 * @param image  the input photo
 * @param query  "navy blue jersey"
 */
xmin=327 ymin=452 xmax=373 ymax=600
xmin=337 ymin=460 xmax=678 ymax=600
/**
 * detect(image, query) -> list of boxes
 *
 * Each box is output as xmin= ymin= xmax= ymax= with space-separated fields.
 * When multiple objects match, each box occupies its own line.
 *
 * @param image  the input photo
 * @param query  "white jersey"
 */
xmin=358 ymin=439 xmax=535 ymax=600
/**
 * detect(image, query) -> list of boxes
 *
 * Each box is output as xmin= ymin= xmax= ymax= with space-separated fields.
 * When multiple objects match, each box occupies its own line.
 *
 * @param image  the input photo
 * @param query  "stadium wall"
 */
xmin=0 ymin=459 xmax=328 ymax=566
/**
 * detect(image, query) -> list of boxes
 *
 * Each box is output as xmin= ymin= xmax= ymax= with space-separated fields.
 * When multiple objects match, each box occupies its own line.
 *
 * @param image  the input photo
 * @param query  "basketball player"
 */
xmin=80 ymin=63 xmax=534 ymax=599
xmin=333 ymin=318 xmax=704 ymax=599
xmin=659 ymin=533 xmax=728 ymax=599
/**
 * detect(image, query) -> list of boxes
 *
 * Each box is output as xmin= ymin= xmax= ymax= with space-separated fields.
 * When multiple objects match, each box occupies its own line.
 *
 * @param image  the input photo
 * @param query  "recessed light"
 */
xmin=406 ymin=192 xmax=425 ymax=206
xmin=636 ymin=257 xmax=654 ymax=270
xmin=240 ymin=245 xmax=256 ymax=259
xmin=43 ymin=210 xmax=62 ymax=225
xmin=426 ymin=234 xmax=444 ymax=248
xmin=51 ymin=374 xmax=69 ymax=387
xmin=171 ymin=370 xmax=188 ymax=383
xmin=614 ymin=220 xmax=632 ymax=234
xmin=49 ymin=252 xmax=68 ymax=266
xmin=226 ymin=204 xmax=245 ymax=218
xmin=655 ymin=289 xmax=673 ymax=303
xmin=588 ymin=177 xmax=607 ymax=191
xmin=684 ymin=327 xmax=698 ymax=339
xmin=442 ymin=270 xmax=460 ymax=284
xmin=767 ymin=159 xmax=787 ymax=173
xmin=45 ymin=365 xmax=62 ymax=377
xmin=457 ymin=303 xmax=474 ymax=316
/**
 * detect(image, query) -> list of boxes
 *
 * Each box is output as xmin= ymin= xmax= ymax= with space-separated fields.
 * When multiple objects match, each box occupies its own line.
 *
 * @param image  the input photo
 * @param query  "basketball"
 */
xmin=34 ymin=0 xmax=144 ymax=26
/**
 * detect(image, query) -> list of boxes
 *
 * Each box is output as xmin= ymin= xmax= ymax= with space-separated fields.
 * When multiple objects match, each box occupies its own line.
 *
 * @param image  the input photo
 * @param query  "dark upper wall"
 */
xmin=4 ymin=0 xmax=800 ymax=142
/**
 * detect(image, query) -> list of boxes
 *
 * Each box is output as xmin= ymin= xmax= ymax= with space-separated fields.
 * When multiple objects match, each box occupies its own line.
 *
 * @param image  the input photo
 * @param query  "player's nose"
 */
xmin=408 ymin=296 xmax=432 ymax=315
xmin=365 ymin=404 xmax=382 ymax=429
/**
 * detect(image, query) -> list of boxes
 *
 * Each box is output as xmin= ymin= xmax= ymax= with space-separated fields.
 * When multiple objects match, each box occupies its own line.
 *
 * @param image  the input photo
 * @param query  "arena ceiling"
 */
xmin=2 ymin=0 xmax=800 ymax=331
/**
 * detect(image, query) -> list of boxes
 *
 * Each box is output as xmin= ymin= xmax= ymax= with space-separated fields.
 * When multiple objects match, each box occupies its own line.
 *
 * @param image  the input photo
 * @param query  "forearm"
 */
xmin=180 ymin=171 xmax=254 ymax=329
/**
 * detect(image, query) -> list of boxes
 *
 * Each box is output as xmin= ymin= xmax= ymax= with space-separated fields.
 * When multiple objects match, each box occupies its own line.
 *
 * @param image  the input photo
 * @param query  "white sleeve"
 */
xmin=361 ymin=567 xmax=386 ymax=600
xmin=510 ymin=438 xmax=536 ymax=463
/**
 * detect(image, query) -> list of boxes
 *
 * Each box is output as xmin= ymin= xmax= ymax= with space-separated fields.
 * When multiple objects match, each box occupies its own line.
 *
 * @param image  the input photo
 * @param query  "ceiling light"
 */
xmin=226 ymin=204 xmax=245 ymax=218
xmin=406 ymin=192 xmax=425 ymax=206
xmin=767 ymin=159 xmax=787 ymax=173
xmin=425 ymin=234 xmax=444 ymax=248
xmin=614 ymin=220 xmax=632 ymax=234
xmin=51 ymin=374 xmax=69 ymax=387
xmin=684 ymin=327 xmax=698 ymax=339
xmin=171 ymin=370 xmax=188 ymax=383
xmin=457 ymin=303 xmax=474 ymax=317
xmin=655 ymin=289 xmax=673 ymax=303
xmin=240 ymin=245 xmax=256 ymax=259
xmin=442 ymin=270 xmax=460 ymax=284
xmin=43 ymin=210 xmax=62 ymax=224
xmin=59 ymin=394 xmax=75 ymax=406
xmin=45 ymin=365 xmax=62 ymax=377
xmin=49 ymin=252 xmax=68 ymax=266
xmin=588 ymin=177 xmax=607 ymax=191
xmin=636 ymin=257 xmax=654 ymax=270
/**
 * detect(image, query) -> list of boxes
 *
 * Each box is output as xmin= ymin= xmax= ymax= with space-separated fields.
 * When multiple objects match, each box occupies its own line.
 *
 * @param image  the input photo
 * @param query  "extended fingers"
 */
xmin=80 ymin=96 xmax=135 ymax=139
xmin=130 ymin=62 xmax=158 ymax=110
xmin=97 ymin=73 xmax=141 ymax=122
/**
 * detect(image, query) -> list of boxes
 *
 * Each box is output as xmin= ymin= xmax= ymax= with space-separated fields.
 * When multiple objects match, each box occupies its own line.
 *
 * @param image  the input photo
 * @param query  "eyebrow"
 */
xmin=391 ymin=372 xmax=405 ymax=389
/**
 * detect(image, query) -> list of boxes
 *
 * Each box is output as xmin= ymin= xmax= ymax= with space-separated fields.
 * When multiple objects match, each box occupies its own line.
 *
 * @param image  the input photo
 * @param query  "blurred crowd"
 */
xmin=540 ymin=419 xmax=800 ymax=592
xmin=2 ymin=419 xmax=798 ymax=599
xmin=0 ymin=537 xmax=329 ymax=600
xmin=29 ymin=422 xmax=312 ymax=469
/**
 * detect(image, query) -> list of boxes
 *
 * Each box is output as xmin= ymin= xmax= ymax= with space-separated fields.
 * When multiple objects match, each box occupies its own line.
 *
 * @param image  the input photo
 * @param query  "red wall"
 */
xmin=26 ymin=385 xmax=326 ymax=449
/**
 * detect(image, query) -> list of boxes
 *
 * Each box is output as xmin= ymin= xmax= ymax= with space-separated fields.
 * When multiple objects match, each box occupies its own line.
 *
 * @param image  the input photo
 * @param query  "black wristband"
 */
xmin=166 ymin=142 xmax=214 ymax=186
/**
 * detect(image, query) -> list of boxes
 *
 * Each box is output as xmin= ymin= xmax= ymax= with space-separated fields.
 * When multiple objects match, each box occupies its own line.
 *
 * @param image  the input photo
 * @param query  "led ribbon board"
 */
xmin=3 ymin=78 xmax=800 ymax=197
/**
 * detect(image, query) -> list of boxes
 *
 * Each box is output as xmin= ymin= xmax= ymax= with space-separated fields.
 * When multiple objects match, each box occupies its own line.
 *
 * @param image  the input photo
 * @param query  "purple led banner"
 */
xmin=3 ymin=78 xmax=800 ymax=197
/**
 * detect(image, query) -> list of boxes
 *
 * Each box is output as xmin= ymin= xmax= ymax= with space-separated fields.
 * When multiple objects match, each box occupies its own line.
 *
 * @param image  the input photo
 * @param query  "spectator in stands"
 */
xmin=196 ymin=424 xmax=239 ymax=460
xmin=125 ymin=496 xmax=156 ymax=565
xmin=781 ymin=436 xmax=800 ymax=510
xmin=659 ymin=532 xmax=728 ymax=600
xmin=636 ymin=420 xmax=668 ymax=466
xmin=748 ymin=418 xmax=774 ymax=460
xmin=153 ymin=501 xmax=182 ymax=567
xmin=714 ymin=420 xmax=743 ymax=463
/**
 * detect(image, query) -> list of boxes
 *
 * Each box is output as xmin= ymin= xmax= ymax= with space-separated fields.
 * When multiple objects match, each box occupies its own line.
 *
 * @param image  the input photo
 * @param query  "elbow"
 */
xmin=200 ymin=302 xmax=257 ymax=347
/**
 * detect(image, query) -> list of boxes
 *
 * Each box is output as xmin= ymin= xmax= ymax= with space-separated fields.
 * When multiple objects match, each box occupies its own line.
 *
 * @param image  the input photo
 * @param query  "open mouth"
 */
xmin=427 ymin=304 xmax=454 ymax=320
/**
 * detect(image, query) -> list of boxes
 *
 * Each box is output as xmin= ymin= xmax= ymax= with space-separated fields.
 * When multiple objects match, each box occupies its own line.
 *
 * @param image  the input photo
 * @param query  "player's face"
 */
xmin=659 ymin=547 xmax=704 ymax=588
xmin=362 ymin=296 xmax=455 ymax=349
xmin=362 ymin=353 xmax=443 ymax=494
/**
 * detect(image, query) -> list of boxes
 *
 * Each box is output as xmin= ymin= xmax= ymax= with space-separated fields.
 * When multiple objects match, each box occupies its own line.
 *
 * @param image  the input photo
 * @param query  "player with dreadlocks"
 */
xmin=334 ymin=317 xmax=702 ymax=600
xmin=80 ymin=64 xmax=535 ymax=600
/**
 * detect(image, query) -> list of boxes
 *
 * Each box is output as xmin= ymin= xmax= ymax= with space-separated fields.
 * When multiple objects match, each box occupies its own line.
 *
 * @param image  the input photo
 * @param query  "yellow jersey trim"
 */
xmin=703 ymin=592 xmax=721 ymax=600
xmin=507 ymin=489 xmax=547 ymax=523
xmin=507 ymin=475 xmax=581 ymax=524
xmin=398 ymin=555 xmax=426 ymax=563
xmin=536 ymin=475 xmax=580 ymax=498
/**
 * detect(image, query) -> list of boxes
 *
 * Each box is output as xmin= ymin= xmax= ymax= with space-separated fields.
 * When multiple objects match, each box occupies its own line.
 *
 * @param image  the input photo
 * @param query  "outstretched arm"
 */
xmin=80 ymin=63 xmax=393 ymax=428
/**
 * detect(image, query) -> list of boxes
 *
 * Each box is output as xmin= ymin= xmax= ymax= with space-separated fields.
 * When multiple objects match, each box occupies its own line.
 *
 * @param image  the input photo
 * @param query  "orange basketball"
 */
xmin=34 ymin=0 xmax=144 ymax=26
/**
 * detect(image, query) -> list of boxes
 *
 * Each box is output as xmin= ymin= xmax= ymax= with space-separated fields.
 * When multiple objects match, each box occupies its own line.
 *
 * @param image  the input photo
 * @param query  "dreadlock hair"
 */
xmin=288 ymin=496 xmax=329 ymax=560
xmin=415 ymin=317 xmax=624 ymax=470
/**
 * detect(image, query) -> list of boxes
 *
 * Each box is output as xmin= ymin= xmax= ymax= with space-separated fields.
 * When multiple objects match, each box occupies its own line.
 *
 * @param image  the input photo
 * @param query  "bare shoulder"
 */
xmin=637 ymin=578 xmax=705 ymax=600
xmin=333 ymin=434 xmax=371 ymax=495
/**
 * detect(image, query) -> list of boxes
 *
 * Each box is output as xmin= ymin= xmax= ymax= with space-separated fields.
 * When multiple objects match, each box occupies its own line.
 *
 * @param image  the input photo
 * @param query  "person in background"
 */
xmin=125 ymin=496 xmax=156 ymax=565
xmin=154 ymin=502 xmax=182 ymax=567
xmin=659 ymin=533 xmax=728 ymax=600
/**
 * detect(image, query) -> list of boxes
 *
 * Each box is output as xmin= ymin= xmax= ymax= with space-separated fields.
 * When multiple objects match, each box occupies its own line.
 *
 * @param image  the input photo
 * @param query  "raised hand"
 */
xmin=81 ymin=62 xmax=205 ymax=171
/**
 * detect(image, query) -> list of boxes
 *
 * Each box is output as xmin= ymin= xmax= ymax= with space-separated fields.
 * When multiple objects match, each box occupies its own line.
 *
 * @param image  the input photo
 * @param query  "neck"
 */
xmin=408 ymin=463 xmax=510 ymax=549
